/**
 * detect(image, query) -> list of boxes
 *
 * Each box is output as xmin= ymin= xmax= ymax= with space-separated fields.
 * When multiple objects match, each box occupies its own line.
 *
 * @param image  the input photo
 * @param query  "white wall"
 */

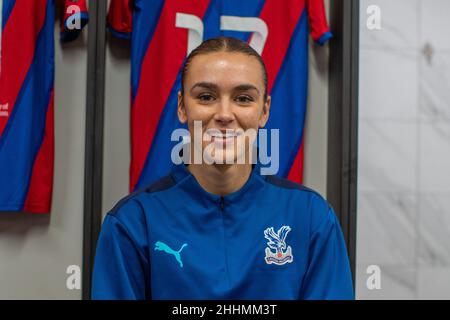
xmin=0 ymin=18 xmax=87 ymax=299
xmin=356 ymin=0 xmax=450 ymax=299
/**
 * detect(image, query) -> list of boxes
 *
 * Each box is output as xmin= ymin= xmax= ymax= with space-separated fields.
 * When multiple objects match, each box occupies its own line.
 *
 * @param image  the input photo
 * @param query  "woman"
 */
xmin=91 ymin=36 xmax=354 ymax=300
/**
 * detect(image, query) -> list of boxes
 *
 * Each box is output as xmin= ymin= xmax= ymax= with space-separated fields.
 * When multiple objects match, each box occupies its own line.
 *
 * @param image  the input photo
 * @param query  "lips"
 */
xmin=206 ymin=129 xmax=242 ymax=145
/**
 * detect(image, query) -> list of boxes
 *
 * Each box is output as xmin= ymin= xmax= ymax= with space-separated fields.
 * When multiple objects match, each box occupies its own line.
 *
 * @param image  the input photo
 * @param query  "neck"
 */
xmin=187 ymin=163 xmax=252 ymax=196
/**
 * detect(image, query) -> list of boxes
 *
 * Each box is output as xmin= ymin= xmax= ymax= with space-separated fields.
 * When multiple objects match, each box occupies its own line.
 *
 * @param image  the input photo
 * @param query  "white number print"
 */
xmin=220 ymin=16 xmax=268 ymax=55
xmin=176 ymin=13 xmax=269 ymax=56
xmin=176 ymin=13 xmax=204 ymax=57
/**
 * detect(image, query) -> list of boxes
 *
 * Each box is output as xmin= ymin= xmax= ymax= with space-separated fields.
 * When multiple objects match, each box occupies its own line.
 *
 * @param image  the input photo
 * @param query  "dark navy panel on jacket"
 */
xmin=91 ymin=163 xmax=354 ymax=300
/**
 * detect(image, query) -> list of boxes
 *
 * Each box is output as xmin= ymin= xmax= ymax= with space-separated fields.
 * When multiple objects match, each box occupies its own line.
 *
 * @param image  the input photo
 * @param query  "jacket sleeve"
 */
xmin=107 ymin=0 xmax=133 ymax=39
xmin=300 ymin=206 xmax=354 ymax=300
xmin=91 ymin=209 xmax=150 ymax=300
xmin=306 ymin=0 xmax=333 ymax=45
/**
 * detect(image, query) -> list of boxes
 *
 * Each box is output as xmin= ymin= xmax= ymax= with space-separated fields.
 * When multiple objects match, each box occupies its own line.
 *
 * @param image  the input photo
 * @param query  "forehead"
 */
xmin=186 ymin=51 xmax=264 ymax=90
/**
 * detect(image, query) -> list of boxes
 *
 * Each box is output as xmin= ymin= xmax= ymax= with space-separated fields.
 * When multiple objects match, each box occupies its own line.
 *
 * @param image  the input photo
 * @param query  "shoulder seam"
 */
xmin=108 ymin=175 xmax=177 ymax=216
xmin=142 ymin=175 xmax=177 ymax=194
xmin=264 ymin=175 xmax=332 ymax=212
xmin=265 ymin=175 xmax=325 ymax=199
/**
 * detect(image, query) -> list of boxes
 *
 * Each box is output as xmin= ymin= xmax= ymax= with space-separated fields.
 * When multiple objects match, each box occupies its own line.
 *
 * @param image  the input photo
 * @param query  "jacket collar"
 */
xmin=170 ymin=162 xmax=265 ymax=205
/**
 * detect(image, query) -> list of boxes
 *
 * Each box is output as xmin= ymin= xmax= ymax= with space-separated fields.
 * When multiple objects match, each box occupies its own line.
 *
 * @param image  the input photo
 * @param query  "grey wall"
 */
xmin=0 ymin=21 xmax=87 ymax=299
xmin=303 ymin=19 xmax=330 ymax=199
xmin=102 ymin=35 xmax=131 ymax=218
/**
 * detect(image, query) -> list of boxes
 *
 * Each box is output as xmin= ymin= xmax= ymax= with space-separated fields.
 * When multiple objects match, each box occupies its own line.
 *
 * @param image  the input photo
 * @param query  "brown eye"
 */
xmin=198 ymin=94 xmax=215 ymax=102
xmin=235 ymin=95 xmax=253 ymax=104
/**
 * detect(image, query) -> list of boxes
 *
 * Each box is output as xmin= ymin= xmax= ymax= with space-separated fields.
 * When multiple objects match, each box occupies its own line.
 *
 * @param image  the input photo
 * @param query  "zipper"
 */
xmin=219 ymin=196 xmax=230 ymax=286
xmin=220 ymin=196 xmax=225 ymax=211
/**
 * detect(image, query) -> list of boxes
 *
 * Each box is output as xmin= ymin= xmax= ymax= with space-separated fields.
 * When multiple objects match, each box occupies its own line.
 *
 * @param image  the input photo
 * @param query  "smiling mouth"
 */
xmin=206 ymin=129 xmax=242 ymax=145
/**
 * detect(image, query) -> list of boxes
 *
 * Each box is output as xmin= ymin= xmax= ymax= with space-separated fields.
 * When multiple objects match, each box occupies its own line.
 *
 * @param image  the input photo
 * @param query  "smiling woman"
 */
xmin=177 ymin=37 xmax=271 ymax=195
xmin=91 ymin=36 xmax=354 ymax=300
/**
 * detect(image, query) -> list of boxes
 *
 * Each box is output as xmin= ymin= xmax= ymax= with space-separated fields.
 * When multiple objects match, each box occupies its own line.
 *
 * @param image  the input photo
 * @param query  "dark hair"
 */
xmin=180 ymin=36 xmax=268 ymax=102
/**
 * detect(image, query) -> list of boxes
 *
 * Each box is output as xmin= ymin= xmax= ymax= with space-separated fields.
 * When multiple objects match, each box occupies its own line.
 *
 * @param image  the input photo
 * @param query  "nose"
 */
xmin=213 ymin=97 xmax=235 ymax=126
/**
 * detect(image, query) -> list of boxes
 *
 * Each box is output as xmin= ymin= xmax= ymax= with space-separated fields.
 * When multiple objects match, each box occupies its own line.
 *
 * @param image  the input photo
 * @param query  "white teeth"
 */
xmin=223 ymin=133 xmax=237 ymax=138
xmin=207 ymin=130 xmax=239 ymax=138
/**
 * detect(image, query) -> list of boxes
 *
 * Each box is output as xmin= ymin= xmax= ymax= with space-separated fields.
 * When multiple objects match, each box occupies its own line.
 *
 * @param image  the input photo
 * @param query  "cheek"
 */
xmin=184 ymin=100 xmax=215 ymax=122
xmin=237 ymin=107 xmax=263 ymax=129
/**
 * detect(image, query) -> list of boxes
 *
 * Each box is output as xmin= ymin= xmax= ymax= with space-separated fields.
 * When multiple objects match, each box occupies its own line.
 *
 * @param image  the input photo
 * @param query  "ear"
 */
xmin=177 ymin=91 xmax=188 ymax=124
xmin=258 ymin=95 xmax=271 ymax=128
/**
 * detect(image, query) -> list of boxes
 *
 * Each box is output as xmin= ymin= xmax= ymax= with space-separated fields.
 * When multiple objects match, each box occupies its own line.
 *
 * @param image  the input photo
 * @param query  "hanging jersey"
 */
xmin=0 ymin=0 xmax=88 ymax=213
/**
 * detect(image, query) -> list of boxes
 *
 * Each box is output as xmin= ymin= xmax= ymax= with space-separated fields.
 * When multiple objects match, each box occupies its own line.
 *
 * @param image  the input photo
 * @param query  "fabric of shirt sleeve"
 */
xmin=60 ymin=0 xmax=89 ymax=42
xmin=306 ymin=0 xmax=333 ymax=45
xmin=91 ymin=204 xmax=150 ymax=300
xmin=300 ymin=206 xmax=354 ymax=300
xmin=108 ymin=0 xmax=133 ymax=40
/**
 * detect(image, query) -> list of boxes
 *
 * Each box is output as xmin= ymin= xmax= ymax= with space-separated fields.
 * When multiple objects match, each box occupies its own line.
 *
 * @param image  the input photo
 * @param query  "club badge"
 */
xmin=264 ymin=226 xmax=294 ymax=265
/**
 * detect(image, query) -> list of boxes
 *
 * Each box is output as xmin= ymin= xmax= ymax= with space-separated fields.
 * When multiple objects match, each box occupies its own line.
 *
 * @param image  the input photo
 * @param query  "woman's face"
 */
xmin=178 ymin=51 xmax=271 ymax=165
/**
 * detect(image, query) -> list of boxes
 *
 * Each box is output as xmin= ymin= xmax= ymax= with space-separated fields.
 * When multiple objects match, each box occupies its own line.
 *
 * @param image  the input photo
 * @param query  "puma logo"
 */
xmin=154 ymin=241 xmax=188 ymax=268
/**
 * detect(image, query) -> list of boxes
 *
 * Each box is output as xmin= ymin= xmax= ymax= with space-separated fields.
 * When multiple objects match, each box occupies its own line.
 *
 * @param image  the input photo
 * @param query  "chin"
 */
xmin=201 ymin=146 xmax=245 ymax=165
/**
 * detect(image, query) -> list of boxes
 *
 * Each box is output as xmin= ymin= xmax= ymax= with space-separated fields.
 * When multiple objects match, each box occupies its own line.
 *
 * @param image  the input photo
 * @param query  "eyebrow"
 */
xmin=190 ymin=82 xmax=260 ymax=95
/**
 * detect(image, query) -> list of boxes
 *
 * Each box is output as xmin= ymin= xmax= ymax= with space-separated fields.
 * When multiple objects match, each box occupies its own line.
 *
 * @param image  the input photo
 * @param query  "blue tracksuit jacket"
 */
xmin=91 ymin=163 xmax=354 ymax=300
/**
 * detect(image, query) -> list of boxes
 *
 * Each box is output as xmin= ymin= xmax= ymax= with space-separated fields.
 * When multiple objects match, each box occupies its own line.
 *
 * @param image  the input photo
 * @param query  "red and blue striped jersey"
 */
xmin=0 ymin=0 xmax=88 ymax=213
xmin=108 ymin=0 xmax=332 ymax=192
